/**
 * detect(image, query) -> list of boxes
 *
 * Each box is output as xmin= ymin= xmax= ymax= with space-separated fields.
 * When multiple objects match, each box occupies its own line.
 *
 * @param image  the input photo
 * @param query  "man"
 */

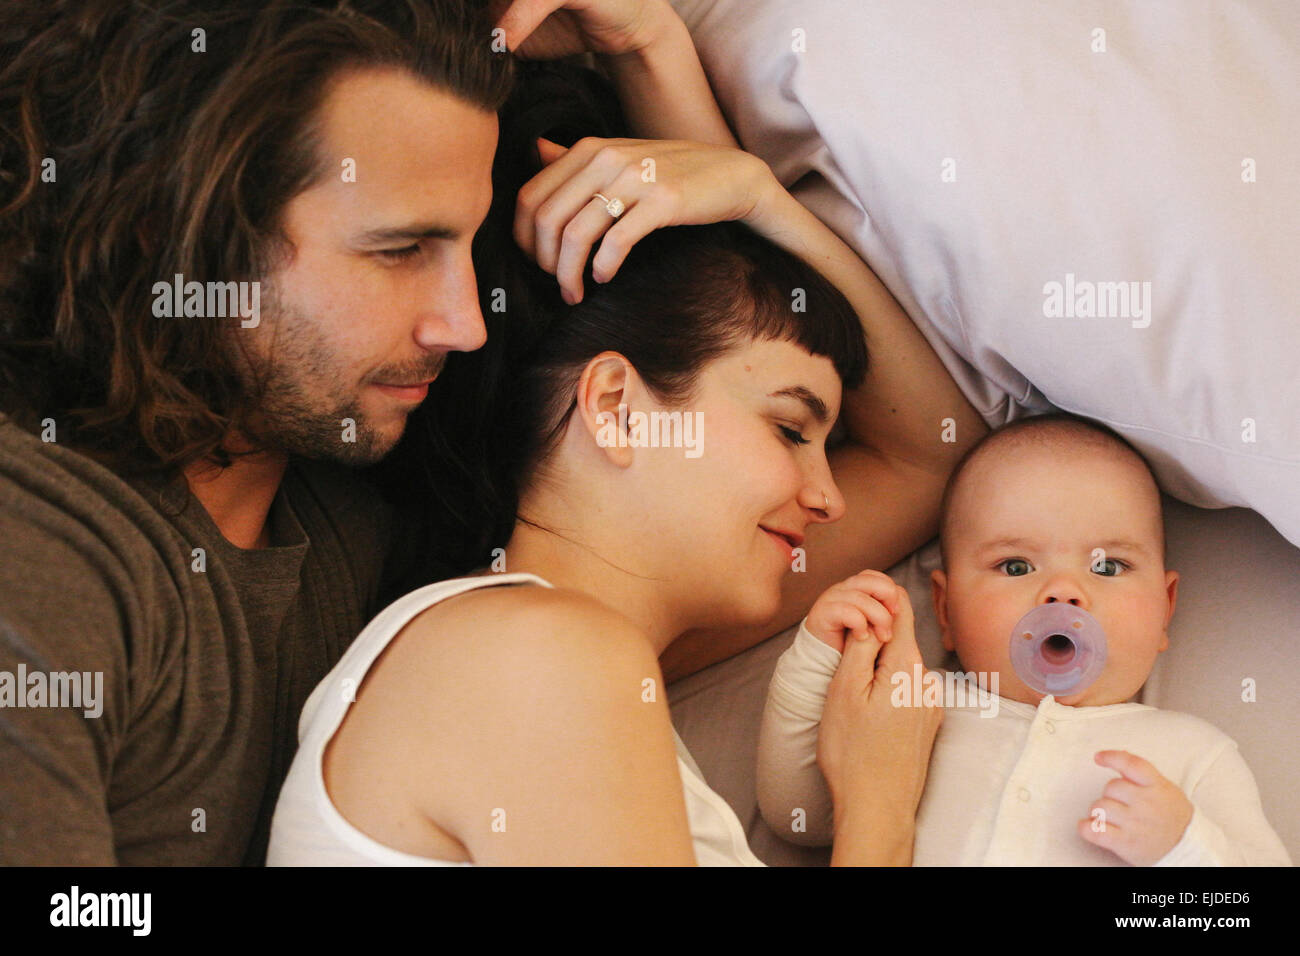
xmin=0 ymin=0 xmax=511 ymax=864
xmin=0 ymin=0 xmax=752 ymax=866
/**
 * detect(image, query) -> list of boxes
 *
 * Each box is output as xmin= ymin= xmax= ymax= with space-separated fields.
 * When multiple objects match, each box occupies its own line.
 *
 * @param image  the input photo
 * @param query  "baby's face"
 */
xmin=932 ymin=441 xmax=1178 ymax=706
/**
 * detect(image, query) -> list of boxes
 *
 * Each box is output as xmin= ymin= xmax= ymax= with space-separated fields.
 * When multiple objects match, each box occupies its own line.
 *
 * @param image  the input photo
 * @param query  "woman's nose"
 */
xmin=802 ymin=477 xmax=845 ymax=523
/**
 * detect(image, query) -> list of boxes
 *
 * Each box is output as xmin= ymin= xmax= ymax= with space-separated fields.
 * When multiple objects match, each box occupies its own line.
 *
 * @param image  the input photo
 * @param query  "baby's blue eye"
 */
xmin=999 ymin=559 xmax=1032 ymax=576
xmin=1092 ymin=558 xmax=1125 ymax=576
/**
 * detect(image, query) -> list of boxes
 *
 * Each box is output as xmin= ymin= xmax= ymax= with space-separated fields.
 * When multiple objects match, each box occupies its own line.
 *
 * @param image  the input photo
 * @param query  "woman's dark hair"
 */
xmin=372 ymin=60 xmax=868 ymax=601
xmin=0 ymin=0 xmax=512 ymax=476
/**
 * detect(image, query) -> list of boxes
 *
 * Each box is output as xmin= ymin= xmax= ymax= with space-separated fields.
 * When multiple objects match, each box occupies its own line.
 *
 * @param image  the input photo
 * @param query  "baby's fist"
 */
xmin=804 ymin=570 xmax=904 ymax=654
xmin=1079 ymin=750 xmax=1194 ymax=866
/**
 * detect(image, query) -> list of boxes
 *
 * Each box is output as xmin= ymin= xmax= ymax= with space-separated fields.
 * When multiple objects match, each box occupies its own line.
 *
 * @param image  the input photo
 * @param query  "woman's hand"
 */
xmin=492 ymin=0 xmax=675 ymax=59
xmin=515 ymin=136 xmax=778 ymax=303
xmin=816 ymin=586 xmax=943 ymax=865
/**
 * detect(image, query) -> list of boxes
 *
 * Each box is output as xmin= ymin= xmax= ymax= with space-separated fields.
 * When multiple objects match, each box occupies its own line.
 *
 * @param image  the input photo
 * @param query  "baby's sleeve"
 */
xmin=1154 ymin=738 xmax=1292 ymax=867
xmin=756 ymin=621 xmax=842 ymax=846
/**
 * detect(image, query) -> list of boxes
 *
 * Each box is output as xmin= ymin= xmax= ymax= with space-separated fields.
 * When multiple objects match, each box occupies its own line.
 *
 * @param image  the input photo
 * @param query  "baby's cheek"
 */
xmin=953 ymin=621 xmax=1012 ymax=675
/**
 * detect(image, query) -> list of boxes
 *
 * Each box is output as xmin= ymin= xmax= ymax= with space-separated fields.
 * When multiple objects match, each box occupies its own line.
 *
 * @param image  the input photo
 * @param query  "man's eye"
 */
xmin=377 ymin=244 xmax=421 ymax=262
xmin=1091 ymin=558 xmax=1126 ymax=576
xmin=998 ymin=559 xmax=1032 ymax=576
xmin=778 ymin=425 xmax=810 ymax=446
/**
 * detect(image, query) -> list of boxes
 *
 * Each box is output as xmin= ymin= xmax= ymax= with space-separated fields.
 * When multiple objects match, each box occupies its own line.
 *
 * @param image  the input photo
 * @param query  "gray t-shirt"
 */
xmin=0 ymin=413 xmax=392 ymax=864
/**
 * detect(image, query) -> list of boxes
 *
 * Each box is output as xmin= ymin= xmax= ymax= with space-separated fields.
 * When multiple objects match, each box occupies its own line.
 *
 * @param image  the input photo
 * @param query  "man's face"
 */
xmin=236 ymin=67 xmax=498 ymax=465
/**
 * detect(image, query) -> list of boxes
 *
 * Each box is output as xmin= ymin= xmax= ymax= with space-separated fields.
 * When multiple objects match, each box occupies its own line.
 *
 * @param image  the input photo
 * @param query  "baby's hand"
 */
xmin=1078 ymin=750 xmax=1194 ymax=866
xmin=804 ymin=570 xmax=907 ymax=655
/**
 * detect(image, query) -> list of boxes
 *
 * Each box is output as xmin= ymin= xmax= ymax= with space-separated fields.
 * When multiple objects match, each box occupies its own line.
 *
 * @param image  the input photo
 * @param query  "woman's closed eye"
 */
xmin=777 ymin=424 xmax=810 ymax=446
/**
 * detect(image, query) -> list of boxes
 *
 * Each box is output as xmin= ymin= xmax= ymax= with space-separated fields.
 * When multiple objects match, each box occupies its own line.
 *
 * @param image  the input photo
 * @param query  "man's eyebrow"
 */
xmin=768 ymin=386 xmax=830 ymax=425
xmin=354 ymin=223 xmax=460 ymax=244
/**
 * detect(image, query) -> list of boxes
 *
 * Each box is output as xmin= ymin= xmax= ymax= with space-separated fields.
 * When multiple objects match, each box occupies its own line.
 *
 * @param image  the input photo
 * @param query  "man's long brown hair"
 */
xmin=0 ymin=0 xmax=513 ymax=476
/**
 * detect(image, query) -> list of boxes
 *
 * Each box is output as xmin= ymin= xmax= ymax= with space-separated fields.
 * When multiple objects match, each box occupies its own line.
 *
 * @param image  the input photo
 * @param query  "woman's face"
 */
xmin=623 ymin=337 xmax=848 ymax=629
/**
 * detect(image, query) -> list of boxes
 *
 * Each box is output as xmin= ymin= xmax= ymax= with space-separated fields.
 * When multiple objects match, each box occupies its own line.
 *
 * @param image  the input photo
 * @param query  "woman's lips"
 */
xmin=761 ymin=527 xmax=799 ymax=561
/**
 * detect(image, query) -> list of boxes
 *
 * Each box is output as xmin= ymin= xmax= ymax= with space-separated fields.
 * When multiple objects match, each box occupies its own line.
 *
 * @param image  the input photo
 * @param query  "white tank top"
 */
xmin=267 ymin=572 xmax=764 ymax=866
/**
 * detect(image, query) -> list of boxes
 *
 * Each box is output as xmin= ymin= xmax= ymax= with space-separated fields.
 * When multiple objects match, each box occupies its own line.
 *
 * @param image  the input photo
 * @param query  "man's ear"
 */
xmin=1158 ymin=569 xmax=1180 ymax=653
xmin=574 ymin=351 xmax=634 ymax=467
xmin=931 ymin=568 xmax=954 ymax=651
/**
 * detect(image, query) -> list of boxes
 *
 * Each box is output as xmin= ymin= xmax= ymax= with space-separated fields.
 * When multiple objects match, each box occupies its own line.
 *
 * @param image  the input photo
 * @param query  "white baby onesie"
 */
xmin=757 ymin=623 xmax=1291 ymax=866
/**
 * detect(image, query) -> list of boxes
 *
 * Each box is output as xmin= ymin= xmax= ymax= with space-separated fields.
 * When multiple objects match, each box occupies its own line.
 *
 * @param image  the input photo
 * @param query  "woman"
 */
xmin=269 ymin=3 xmax=987 ymax=865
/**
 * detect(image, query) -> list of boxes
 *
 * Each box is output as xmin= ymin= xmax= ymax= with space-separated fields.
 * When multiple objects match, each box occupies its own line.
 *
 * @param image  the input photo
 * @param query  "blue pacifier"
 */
xmin=1009 ymin=604 xmax=1107 ymax=696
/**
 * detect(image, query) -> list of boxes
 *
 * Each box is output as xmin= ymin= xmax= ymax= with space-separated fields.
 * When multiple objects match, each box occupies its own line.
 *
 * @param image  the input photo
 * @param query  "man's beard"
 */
xmin=232 ymin=285 xmax=442 ymax=468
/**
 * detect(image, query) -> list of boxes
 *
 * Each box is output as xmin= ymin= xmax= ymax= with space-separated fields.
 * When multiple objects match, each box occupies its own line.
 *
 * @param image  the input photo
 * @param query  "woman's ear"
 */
xmin=574 ymin=351 xmax=635 ymax=467
xmin=931 ymin=568 xmax=954 ymax=651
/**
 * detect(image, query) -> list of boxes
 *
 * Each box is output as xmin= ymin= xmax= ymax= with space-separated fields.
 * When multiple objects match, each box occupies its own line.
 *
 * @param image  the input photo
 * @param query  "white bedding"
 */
xmin=673 ymin=0 xmax=1300 ymax=545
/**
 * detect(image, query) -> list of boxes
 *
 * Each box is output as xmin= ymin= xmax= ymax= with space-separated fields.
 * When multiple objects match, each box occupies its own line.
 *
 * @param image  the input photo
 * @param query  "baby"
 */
xmin=758 ymin=413 xmax=1290 ymax=865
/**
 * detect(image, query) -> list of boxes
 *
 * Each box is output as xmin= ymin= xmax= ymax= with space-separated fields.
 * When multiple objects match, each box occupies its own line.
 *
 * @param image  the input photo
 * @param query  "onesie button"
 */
xmin=1018 ymin=788 xmax=1031 ymax=802
xmin=1045 ymin=720 xmax=1056 ymax=734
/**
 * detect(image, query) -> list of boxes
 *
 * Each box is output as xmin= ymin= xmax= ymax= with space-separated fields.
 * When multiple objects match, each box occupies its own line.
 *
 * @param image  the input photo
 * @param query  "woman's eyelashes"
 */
xmin=777 ymin=423 xmax=810 ymax=446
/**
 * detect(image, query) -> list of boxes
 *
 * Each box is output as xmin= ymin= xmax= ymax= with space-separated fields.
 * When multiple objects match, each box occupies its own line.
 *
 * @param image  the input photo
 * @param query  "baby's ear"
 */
xmin=1158 ymin=569 xmax=1180 ymax=652
xmin=931 ymin=569 xmax=954 ymax=651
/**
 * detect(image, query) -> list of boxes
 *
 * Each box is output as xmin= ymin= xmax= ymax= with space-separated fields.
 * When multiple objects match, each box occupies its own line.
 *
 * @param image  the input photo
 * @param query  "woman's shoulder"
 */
xmin=377 ymin=574 xmax=661 ymax=711
xmin=408 ymin=574 xmax=651 ymax=652
xmin=354 ymin=576 xmax=688 ymax=863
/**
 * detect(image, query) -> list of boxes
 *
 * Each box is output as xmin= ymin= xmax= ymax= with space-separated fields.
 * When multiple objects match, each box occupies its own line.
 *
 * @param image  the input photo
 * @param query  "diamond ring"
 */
xmin=592 ymin=193 xmax=625 ymax=218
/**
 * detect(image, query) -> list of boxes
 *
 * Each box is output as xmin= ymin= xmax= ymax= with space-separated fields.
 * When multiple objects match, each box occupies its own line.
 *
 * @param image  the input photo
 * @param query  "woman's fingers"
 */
xmin=590 ymin=191 xmax=667 ymax=280
xmin=832 ymin=624 xmax=884 ymax=698
xmin=552 ymin=198 xmax=620 ymax=302
xmin=553 ymin=166 xmax=651 ymax=299
xmin=513 ymin=136 xmax=779 ymax=296
xmin=514 ymin=136 xmax=614 ymax=259
xmin=534 ymin=150 xmax=632 ymax=275
xmin=536 ymin=136 xmax=568 ymax=165
xmin=493 ymin=0 xmax=567 ymax=51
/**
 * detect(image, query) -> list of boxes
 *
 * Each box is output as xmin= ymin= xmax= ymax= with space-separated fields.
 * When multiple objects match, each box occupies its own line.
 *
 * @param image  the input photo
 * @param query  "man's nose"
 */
xmin=414 ymin=253 xmax=486 ymax=353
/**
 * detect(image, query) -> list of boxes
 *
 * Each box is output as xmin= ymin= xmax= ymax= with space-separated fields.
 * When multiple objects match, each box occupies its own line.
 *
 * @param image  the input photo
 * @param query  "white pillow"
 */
xmin=672 ymin=0 xmax=1300 ymax=546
